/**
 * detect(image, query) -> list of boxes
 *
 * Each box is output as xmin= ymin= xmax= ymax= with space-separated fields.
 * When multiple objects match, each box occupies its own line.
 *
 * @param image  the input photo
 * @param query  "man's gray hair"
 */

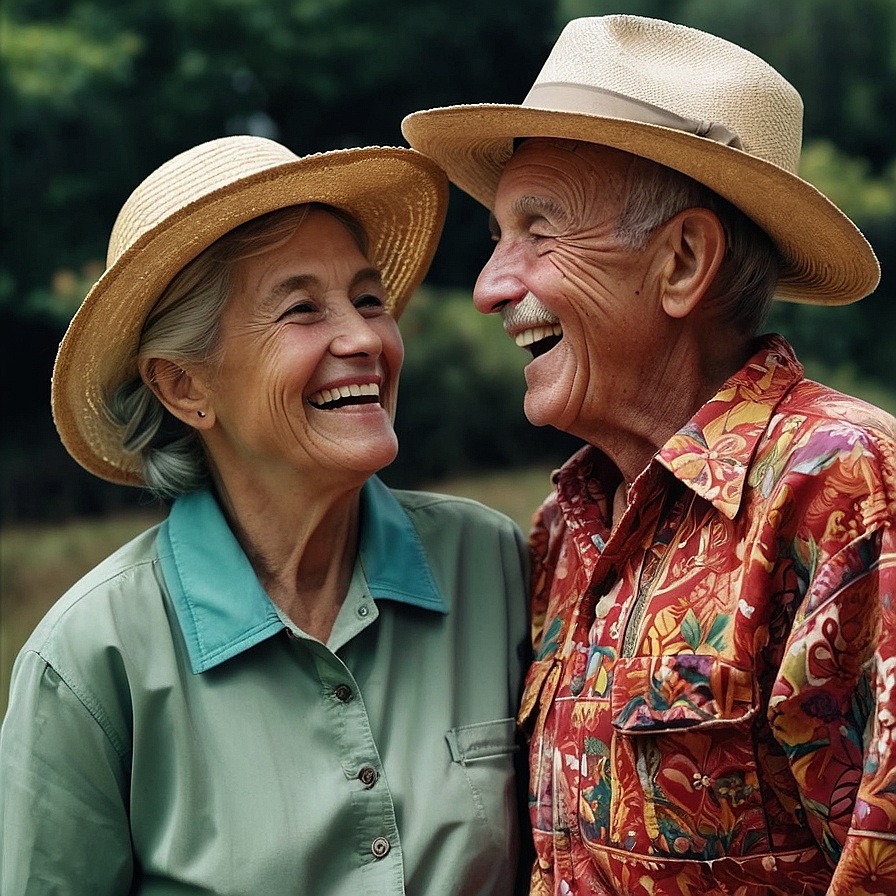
xmin=615 ymin=155 xmax=780 ymax=335
xmin=105 ymin=203 xmax=368 ymax=500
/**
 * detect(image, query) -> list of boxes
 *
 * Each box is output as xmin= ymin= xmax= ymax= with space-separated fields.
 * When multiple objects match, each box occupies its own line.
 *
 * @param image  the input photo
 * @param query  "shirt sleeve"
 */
xmin=829 ymin=519 xmax=896 ymax=893
xmin=770 ymin=521 xmax=896 ymax=894
xmin=0 ymin=649 xmax=134 ymax=895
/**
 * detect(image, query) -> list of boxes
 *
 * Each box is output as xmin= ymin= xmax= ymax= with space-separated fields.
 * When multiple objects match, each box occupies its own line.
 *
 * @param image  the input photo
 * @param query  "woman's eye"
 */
xmin=280 ymin=301 xmax=317 ymax=319
xmin=354 ymin=293 xmax=386 ymax=313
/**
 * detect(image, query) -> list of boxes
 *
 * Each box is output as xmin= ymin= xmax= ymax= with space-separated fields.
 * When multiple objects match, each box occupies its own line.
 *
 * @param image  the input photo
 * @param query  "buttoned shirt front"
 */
xmin=521 ymin=335 xmax=896 ymax=896
xmin=1 ymin=477 xmax=529 ymax=895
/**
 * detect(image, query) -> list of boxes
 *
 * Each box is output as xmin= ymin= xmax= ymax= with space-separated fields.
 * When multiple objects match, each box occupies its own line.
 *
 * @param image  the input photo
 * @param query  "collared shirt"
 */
xmin=1 ymin=477 xmax=530 ymax=895
xmin=520 ymin=335 xmax=896 ymax=896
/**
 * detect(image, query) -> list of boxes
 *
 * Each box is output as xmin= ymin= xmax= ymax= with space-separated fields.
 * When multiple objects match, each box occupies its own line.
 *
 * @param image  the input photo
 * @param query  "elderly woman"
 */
xmin=0 ymin=136 xmax=529 ymax=895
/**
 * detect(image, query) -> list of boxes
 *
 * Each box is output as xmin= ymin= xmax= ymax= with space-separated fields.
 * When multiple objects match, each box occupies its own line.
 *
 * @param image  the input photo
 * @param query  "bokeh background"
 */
xmin=3 ymin=0 xmax=896 ymax=705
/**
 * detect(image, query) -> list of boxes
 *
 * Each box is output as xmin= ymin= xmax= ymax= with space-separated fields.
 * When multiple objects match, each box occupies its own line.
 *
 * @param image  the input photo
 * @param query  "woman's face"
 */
xmin=197 ymin=208 xmax=404 ymax=491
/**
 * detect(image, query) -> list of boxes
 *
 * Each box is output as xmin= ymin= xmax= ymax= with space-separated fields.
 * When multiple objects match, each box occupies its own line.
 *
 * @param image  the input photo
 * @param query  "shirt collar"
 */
xmin=657 ymin=334 xmax=804 ymax=518
xmin=158 ymin=475 xmax=445 ymax=674
xmin=554 ymin=334 xmax=804 ymax=525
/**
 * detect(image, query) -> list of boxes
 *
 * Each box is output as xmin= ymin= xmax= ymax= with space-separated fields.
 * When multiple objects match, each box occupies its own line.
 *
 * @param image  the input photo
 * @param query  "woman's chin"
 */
xmin=330 ymin=435 xmax=399 ymax=480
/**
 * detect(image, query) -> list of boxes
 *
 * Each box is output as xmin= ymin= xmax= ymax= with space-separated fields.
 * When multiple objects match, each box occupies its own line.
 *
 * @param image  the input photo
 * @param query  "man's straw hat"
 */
xmin=402 ymin=15 xmax=879 ymax=305
xmin=52 ymin=136 xmax=449 ymax=486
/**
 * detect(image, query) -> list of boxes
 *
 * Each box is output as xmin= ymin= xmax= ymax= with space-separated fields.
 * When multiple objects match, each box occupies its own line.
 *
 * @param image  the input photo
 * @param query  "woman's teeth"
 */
xmin=308 ymin=383 xmax=381 ymax=409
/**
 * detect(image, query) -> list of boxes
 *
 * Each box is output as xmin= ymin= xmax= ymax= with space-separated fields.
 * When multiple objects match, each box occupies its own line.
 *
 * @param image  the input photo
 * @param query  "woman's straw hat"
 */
xmin=402 ymin=15 xmax=879 ymax=306
xmin=51 ymin=136 xmax=449 ymax=486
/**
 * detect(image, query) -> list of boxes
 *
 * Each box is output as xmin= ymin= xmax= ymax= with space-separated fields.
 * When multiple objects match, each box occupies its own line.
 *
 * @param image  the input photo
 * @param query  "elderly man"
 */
xmin=403 ymin=15 xmax=896 ymax=896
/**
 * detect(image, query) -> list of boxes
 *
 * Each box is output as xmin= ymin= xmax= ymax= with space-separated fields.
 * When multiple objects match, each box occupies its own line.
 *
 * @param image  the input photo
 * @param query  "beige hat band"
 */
xmin=524 ymin=83 xmax=744 ymax=151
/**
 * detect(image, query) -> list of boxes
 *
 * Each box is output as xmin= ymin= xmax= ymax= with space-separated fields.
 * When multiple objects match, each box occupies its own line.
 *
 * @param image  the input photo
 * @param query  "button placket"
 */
xmin=311 ymin=653 xmax=400 ymax=878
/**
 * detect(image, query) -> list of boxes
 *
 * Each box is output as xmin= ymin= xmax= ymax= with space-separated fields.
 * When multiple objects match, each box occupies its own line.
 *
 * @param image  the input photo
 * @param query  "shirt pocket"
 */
xmin=446 ymin=717 xmax=518 ymax=764
xmin=446 ymin=718 xmax=519 ymax=849
xmin=601 ymin=655 xmax=769 ymax=860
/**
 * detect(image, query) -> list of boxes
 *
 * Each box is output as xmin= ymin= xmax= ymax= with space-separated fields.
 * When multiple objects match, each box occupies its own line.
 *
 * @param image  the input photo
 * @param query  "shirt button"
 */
xmin=357 ymin=603 xmax=370 ymax=618
xmin=358 ymin=766 xmax=378 ymax=788
xmin=370 ymin=837 xmax=391 ymax=859
xmin=334 ymin=684 xmax=352 ymax=702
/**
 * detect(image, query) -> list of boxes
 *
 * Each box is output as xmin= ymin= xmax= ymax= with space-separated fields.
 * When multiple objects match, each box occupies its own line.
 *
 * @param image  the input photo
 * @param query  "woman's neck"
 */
xmin=212 ymin=472 xmax=365 ymax=644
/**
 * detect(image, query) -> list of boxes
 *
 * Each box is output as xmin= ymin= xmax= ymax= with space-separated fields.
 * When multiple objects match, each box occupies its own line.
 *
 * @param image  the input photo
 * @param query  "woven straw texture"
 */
xmin=52 ymin=137 xmax=448 ymax=486
xmin=402 ymin=15 xmax=879 ymax=307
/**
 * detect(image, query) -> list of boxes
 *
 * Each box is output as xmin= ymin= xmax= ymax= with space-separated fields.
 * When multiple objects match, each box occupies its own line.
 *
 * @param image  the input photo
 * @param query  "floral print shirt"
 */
xmin=520 ymin=335 xmax=896 ymax=896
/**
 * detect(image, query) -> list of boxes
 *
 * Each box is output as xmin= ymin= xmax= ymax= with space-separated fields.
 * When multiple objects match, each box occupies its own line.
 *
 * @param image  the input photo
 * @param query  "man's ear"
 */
xmin=139 ymin=357 xmax=214 ymax=429
xmin=656 ymin=207 xmax=726 ymax=319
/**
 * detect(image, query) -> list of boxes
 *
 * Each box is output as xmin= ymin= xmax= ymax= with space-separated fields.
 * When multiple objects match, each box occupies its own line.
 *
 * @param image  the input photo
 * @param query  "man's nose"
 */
xmin=473 ymin=244 xmax=527 ymax=315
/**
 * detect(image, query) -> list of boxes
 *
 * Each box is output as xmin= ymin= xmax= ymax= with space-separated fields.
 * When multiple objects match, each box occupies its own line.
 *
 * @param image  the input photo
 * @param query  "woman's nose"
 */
xmin=330 ymin=309 xmax=383 ymax=357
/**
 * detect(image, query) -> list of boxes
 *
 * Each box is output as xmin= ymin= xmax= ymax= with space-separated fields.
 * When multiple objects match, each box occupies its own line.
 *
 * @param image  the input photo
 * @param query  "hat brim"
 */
xmin=402 ymin=104 xmax=880 ymax=306
xmin=52 ymin=146 xmax=448 ymax=487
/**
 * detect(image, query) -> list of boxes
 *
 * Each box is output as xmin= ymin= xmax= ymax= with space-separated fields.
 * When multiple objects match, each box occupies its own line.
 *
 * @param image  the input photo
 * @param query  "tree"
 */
xmin=2 ymin=0 xmax=895 ymax=520
xmin=1 ymin=0 xmax=557 ymax=519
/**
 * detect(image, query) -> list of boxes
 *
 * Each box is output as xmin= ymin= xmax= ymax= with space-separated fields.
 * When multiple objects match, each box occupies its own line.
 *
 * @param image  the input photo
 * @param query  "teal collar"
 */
xmin=159 ymin=476 xmax=445 ymax=673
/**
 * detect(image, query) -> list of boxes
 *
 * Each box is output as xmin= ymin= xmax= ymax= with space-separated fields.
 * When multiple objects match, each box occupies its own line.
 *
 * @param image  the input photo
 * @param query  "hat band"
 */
xmin=522 ymin=82 xmax=744 ymax=149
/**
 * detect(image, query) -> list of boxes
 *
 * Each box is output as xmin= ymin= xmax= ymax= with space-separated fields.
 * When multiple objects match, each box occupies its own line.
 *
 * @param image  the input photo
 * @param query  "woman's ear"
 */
xmin=139 ymin=358 xmax=214 ymax=429
xmin=655 ymin=207 xmax=726 ymax=319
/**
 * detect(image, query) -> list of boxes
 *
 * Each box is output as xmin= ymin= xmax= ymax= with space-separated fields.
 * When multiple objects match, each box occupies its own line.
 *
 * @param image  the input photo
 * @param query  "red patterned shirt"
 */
xmin=521 ymin=335 xmax=896 ymax=895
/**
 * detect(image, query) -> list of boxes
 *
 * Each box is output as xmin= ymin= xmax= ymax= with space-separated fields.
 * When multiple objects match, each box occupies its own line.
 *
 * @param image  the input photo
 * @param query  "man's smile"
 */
xmin=513 ymin=323 xmax=563 ymax=358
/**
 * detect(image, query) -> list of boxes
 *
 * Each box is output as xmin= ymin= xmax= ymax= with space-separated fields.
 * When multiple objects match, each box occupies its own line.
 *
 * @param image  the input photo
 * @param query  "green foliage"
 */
xmin=799 ymin=140 xmax=896 ymax=221
xmin=769 ymin=140 xmax=896 ymax=390
xmin=3 ymin=15 xmax=141 ymax=110
xmin=3 ymin=0 xmax=896 ymax=521
xmin=2 ymin=0 xmax=555 ymax=319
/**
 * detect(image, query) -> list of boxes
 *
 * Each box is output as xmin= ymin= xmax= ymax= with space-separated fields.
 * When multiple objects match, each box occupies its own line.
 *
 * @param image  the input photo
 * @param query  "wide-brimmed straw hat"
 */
xmin=52 ymin=135 xmax=449 ymax=487
xmin=402 ymin=15 xmax=879 ymax=306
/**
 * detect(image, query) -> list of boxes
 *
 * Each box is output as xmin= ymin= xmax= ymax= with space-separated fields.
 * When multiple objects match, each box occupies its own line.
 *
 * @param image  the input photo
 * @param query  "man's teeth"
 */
xmin=514 ymin=324 xmax=563 ymax=348
xmin=308 ymin=383 xmax=380 ymax=406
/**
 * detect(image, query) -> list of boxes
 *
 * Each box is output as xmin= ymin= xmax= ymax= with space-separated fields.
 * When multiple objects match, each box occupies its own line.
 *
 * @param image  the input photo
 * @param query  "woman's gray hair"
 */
xmin=105 ymin=203 xmax=368 ymax=500
xmin=615 ymin=155 xmax=780 ymax=335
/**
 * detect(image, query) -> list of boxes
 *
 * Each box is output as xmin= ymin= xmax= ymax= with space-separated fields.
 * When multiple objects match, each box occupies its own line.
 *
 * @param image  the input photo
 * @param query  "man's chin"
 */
xmin=523 ymin=391 xmax=563 ymax=430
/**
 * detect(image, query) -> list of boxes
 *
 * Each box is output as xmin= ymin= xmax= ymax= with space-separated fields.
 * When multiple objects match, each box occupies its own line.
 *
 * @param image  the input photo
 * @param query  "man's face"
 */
xmin=473 ymin=138 xmax=670 ymax=444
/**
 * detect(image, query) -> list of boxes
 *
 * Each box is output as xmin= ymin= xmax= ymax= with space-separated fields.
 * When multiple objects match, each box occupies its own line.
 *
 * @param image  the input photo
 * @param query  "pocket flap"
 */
xmin=446 ymin=718 xmax=518 ymax=764
xmin=610 ymin=655 xmax=757 ymax=734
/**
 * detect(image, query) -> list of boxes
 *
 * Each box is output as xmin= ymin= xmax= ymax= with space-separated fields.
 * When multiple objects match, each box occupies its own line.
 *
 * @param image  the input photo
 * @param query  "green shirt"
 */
xmin=1 ymin=478 xmax=530 ymax=895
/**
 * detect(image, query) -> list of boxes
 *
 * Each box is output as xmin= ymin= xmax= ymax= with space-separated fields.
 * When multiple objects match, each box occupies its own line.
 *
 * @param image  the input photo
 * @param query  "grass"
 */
xmin=0 ymin=465 xmax=558 ymax=718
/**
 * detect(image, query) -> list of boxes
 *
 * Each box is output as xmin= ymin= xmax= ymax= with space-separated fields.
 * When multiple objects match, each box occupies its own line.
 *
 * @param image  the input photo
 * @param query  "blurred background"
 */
xmin=3 ymin=0 xmax=896 ymax=706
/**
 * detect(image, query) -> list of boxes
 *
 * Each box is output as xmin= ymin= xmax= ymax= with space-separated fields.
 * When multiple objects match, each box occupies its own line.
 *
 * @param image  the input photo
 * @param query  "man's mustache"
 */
xmin=501 ymin=293 xmax=561 ymax=332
